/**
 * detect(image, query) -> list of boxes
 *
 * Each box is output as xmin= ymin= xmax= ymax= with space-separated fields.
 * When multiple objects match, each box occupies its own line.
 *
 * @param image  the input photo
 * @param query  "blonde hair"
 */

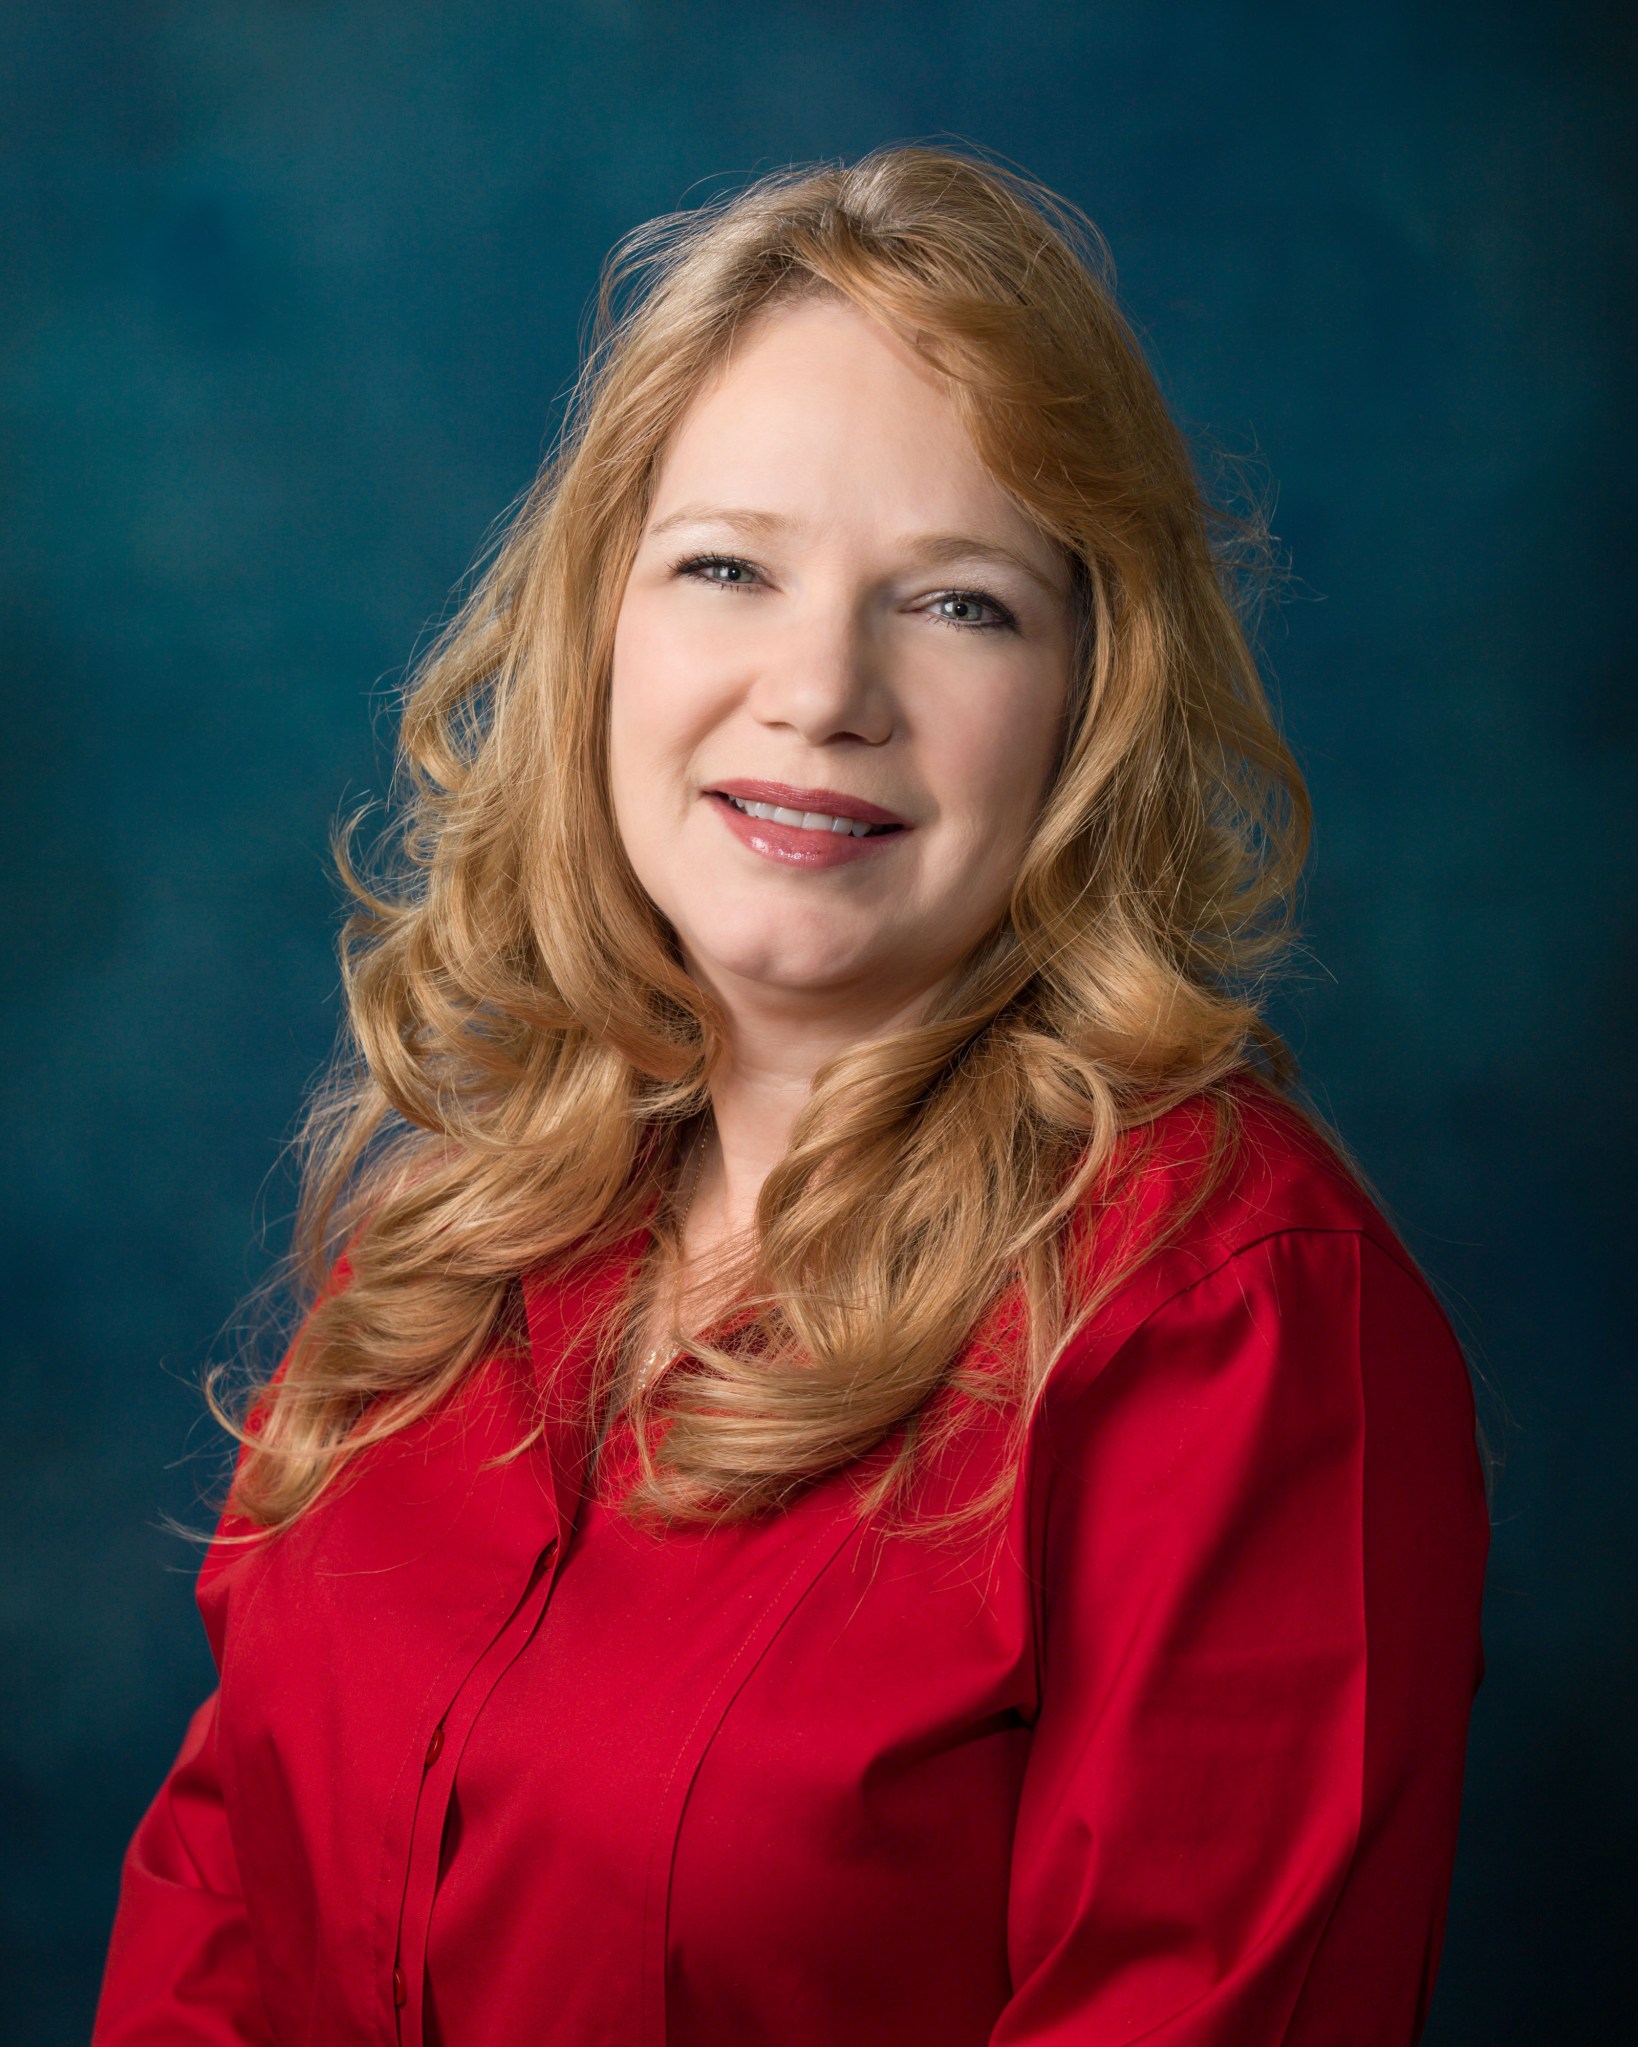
xmin=219 ymin=144 xmax=1309 ymax=1532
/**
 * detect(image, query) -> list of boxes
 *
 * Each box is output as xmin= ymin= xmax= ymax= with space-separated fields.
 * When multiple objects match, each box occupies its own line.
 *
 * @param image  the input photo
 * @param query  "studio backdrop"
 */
xmin=2 ymin=4 xmax=1631 ymax=2041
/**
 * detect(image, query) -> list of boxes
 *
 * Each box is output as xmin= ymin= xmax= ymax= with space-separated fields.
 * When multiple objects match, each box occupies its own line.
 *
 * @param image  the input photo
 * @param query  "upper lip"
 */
xmin=705 ymin=779 xmax=909 ymax=828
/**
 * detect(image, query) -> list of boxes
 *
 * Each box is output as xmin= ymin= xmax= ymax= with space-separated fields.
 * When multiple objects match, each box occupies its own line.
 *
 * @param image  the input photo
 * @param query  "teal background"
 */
xmin=3 ymin=3 xmax=1632 ymax=2037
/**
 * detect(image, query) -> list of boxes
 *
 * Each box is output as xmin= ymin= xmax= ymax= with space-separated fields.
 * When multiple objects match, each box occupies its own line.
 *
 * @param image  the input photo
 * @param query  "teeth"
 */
xmin=724 ymin=795 xmax=879 ymax=837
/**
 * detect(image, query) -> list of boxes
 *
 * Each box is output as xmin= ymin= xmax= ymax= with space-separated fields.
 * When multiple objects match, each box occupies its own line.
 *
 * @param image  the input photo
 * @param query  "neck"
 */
xmin=680 ymin=971 xmax=940 ymax=1266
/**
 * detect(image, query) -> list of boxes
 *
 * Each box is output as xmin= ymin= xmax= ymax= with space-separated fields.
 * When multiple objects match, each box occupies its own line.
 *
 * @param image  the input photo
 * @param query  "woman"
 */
xmin=95 ymin=146 xmax=1488 ymax=2046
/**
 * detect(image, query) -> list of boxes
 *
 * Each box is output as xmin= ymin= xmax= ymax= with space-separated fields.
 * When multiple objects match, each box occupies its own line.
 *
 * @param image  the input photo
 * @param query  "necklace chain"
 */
xmin=634 ymin=1113 xmax=712 ymax=1397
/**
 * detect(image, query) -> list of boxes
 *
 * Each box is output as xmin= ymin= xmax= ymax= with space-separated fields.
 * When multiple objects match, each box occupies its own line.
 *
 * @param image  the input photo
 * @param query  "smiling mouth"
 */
xmin=713 ymin=792 xmax=903 ymax=838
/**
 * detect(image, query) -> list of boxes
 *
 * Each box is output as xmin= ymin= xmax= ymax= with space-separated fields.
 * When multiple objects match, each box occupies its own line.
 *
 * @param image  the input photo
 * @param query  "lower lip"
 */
xmin=706 ymin=793 xmax=908 ymax=869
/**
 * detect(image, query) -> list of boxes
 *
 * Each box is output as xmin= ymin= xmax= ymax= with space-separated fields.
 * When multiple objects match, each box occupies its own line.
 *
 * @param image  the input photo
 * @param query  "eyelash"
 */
xmin=669 ymin=553 xmax=1019 ymax=634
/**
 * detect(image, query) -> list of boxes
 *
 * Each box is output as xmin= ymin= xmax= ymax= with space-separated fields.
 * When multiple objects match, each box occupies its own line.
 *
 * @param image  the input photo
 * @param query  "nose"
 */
xmin=746 ymin=592 xmax=894 ymax=748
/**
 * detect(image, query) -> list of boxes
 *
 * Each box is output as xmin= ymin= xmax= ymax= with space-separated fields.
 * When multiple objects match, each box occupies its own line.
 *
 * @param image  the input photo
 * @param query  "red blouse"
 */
xmin=94 ymin=1087 xmax=1488 ymax=2045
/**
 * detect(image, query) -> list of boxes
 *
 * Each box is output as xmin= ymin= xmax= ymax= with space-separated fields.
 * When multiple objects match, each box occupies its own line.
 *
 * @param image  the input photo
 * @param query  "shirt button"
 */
xmin=393 ymin=1965 xmax=407 ymax=2007
xmin=424 ymin=1725 xmax=445 ymax=1767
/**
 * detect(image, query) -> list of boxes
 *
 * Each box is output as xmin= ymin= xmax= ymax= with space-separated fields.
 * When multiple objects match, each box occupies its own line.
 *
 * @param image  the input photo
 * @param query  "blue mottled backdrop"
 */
xmin=2 ymin=3 xmax=1632 ymax=2038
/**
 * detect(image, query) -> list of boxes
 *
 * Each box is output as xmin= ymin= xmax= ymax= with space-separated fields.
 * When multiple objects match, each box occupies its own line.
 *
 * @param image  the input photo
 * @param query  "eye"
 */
xmin=926 ymin=589 xmax=1017 ymax=633
xmin=674 ymin=552 xmax=763 ymax=590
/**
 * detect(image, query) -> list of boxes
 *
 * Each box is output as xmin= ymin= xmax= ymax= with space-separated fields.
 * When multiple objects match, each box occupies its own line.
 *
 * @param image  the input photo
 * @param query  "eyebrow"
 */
xmin=644 ymin=503 xmax=1066 ymax=598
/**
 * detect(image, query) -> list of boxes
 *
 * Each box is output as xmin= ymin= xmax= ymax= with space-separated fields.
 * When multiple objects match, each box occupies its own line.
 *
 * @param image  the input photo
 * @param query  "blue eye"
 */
xmin=676 ymin=553 xmax=759 ymax=587
xmin=930 ymin=590 xmax=1014 ymax=631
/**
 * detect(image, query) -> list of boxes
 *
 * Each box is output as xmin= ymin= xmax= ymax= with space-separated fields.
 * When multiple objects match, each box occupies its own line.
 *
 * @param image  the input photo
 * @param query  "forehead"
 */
xmin=648 ymin=296 xmax=1044 ymax=550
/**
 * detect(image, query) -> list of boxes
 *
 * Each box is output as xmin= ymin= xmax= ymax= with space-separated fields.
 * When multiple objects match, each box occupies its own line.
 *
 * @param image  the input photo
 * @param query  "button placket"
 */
xmin=390 ymin=1537 xmax=563 ymax=2046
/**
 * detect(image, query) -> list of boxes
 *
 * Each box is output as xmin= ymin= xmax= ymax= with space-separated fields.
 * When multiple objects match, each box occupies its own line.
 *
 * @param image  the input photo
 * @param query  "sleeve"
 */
xmin=92 ymin=1689 xmax=273 ymax=2045
xmin=94 ymin=1256 xmax=352 ymax=2043
xmin=994 ymin=1228 xmax=1490 ymax=2047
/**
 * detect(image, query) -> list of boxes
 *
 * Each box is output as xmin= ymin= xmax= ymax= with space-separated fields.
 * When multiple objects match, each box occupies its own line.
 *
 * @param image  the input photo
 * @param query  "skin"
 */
xmin=607 ymin=295 xmax=1075 ymax=1315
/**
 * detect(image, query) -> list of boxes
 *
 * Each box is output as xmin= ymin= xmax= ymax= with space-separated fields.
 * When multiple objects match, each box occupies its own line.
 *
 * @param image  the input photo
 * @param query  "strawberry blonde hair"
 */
xmin=220 ymin=144 xmax=1309 ymax=1531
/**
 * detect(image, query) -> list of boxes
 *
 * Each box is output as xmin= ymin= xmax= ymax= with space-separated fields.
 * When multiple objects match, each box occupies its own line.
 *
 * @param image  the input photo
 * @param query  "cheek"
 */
xmin=609 ymin=602 xmax=723 ymax=784
xmin=930 ymin=665 xmax=1066 ymax=853
xmin=607 ymin=604 xmax=731 ymax=926
xmin=609 ymin=612 xmax=684 ymax=829
xmin=608 ymin=607 xmax=663 ymax=757
xmin=606 ymin=615 xmax=674 ymax=890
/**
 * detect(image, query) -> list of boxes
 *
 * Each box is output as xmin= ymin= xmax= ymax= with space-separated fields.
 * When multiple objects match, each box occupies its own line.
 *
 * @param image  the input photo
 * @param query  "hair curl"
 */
xmin=218 ymin=144 xmax=1310 ymax=1533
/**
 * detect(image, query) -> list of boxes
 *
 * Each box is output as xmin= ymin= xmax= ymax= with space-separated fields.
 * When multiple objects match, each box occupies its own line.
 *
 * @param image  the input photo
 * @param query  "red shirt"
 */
xmin=94 ymin=1088 xmax=1489 ymax=2045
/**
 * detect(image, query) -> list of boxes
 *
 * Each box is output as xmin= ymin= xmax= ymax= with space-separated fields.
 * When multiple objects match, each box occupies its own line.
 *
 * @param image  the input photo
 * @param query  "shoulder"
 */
xmin=1028 ymin=1076 xmax=1488 ymax=1656
xmin=1122 ymin=1071 xmax=1412 ymax=1262
xmin=1049 ymin=1073 xmax=1464 ymax=1406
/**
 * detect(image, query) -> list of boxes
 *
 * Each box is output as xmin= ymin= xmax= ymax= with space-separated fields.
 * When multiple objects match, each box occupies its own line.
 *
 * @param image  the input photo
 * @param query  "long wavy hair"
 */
xmin=218 ymin=144 xmax=1310 ymax=1533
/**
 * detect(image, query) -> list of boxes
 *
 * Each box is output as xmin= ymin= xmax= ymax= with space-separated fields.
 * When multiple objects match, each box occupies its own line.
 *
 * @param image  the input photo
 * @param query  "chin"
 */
xmin=682 ymin=924 xmax=893 ymax=1001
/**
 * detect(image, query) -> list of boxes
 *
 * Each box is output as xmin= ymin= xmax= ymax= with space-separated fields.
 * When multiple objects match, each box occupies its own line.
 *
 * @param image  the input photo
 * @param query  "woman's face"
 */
xmin=608 ymin=295 xmax=1076 ymax=1032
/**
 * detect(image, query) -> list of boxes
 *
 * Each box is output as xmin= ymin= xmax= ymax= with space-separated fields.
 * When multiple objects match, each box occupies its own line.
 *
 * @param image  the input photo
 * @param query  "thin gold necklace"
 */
xmin=634 ymin=1113 xmax=712 ymax=1398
